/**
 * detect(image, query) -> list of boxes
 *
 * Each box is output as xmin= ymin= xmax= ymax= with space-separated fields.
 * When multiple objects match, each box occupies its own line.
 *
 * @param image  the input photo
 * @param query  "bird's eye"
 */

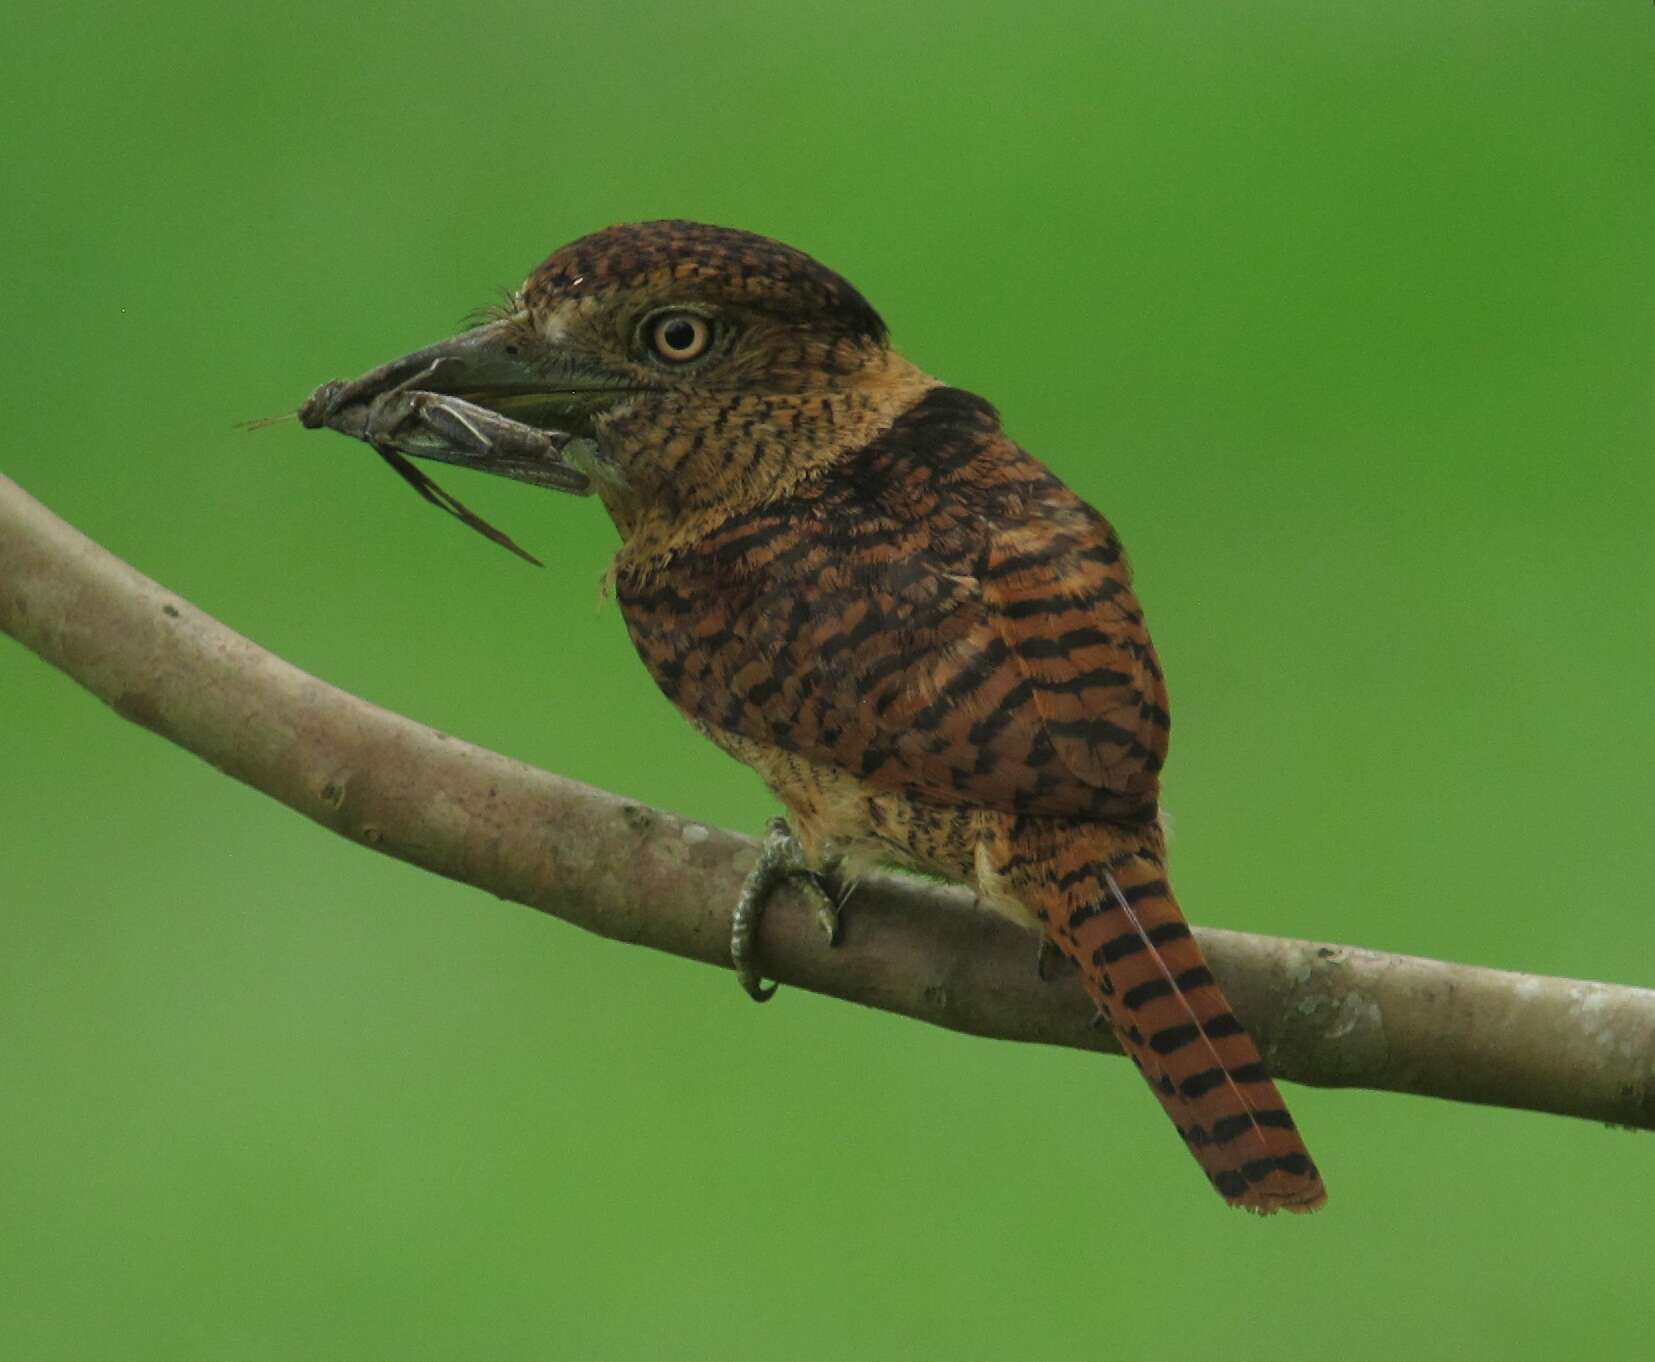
xmin=649 ymin=312 xmax=712 ymax=363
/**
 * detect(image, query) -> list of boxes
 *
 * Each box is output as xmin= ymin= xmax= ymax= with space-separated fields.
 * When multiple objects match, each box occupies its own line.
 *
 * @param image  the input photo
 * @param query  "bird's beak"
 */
xmin=295 ymin=314 xmax=646 ymax=564
xmin=299 ymin=315 xmax=634 ymax=493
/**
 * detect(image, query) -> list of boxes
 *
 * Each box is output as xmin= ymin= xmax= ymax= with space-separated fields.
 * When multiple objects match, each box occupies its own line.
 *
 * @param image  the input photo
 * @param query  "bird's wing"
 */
xmin=972 ymin=512 xmax=1170 ymax=810
xmin=618 ymin=421 xmax=1168 ymax=822
xmin=836 ymin=489 xmax=1169 ymax=820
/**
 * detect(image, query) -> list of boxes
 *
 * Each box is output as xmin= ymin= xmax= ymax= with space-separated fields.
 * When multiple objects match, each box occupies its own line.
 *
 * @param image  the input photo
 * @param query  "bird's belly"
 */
xmin=701 ymin=724 xmax=1036 ymax=927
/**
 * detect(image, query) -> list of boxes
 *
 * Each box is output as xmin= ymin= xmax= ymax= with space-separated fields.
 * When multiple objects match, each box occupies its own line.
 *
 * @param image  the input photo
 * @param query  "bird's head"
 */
xmin=314 ymin=221 xmax=935 ymax=559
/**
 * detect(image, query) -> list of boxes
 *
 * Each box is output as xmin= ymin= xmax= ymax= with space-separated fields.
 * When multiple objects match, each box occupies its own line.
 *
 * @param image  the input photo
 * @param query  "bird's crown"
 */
xmin=522 ymin=220 xmax=887 ymax=345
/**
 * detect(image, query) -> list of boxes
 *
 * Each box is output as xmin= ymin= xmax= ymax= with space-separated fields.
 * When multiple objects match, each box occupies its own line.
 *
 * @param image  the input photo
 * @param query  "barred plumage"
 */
xmin=309 ymin=219 xmax=1327 ymax=1213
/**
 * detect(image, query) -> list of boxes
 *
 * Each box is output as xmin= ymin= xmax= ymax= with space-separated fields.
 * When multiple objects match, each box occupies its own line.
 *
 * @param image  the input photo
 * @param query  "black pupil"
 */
xmin=661 ymin=318 xmax=698 ymax=354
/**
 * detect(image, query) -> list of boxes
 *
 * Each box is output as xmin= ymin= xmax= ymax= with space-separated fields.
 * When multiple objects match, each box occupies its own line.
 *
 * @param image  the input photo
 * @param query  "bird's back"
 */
xmin=615 ymin=384 xmax=1170 ymax=835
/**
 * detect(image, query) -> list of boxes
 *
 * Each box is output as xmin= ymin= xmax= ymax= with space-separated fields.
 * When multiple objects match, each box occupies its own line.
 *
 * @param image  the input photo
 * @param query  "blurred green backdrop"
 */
xmin=4 ymin=2 xmax=1653 ymax=1358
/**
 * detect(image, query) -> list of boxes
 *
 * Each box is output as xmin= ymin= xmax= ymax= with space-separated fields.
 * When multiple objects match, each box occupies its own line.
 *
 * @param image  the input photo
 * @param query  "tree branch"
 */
xmin=4 ymin=471 xmax=1653 ymax=1131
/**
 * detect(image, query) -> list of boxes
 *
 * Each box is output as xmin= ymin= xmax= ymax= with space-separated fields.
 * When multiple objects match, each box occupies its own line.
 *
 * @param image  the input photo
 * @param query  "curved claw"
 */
xmin=730 ymin=817 xmax=840 ymax=1002
xmin=731 ymin=873 xmax=780 ymax=1004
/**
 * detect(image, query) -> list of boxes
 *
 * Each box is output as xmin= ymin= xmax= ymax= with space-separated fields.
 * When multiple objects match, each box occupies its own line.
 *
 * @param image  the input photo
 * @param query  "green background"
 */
xmin=5 ymin=2 xmax=1653 ymax=1357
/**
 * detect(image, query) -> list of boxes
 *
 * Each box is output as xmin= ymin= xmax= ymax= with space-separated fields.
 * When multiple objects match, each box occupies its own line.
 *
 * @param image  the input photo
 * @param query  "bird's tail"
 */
xmin=1002 ymin=830 xmax=1327 ymax=1213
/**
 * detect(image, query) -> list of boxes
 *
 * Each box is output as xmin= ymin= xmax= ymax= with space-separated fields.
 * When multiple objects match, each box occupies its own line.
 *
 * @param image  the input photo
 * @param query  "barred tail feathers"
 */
xmin=1008 ymin=838 xmax=1326 ymax=1213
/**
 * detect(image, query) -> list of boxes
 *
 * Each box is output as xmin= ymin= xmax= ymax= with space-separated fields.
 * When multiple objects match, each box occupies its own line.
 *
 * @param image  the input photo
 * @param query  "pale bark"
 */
xmin=3 ymin=472 xmax=1652 ymax=1131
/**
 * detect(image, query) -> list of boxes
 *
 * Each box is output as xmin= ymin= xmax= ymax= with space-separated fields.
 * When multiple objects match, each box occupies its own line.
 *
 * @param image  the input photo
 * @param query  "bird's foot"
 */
xmin=731 ymin=817 xmax=843 ymax=1003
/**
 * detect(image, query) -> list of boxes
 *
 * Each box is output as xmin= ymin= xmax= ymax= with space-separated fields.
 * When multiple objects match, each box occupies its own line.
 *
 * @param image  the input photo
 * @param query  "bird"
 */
xmin=305 ymin=220 xmax=1327 ymax=1213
